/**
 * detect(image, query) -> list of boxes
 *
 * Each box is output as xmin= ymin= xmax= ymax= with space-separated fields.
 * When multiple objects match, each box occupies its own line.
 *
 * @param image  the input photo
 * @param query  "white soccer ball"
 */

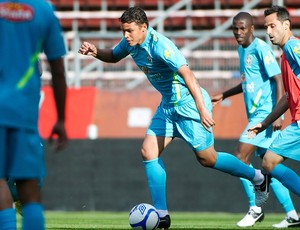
xmin=129 ymin=203 xmax=159 ymax=230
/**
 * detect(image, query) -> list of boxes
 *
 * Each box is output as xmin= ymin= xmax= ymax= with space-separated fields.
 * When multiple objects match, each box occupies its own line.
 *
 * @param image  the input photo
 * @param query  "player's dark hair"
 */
xmin=233 ymin=12 xmax=254 ymax=26
xmin=264 ymin=5 xmax=291 ymax=29
xmin=119 ymin=6 xmax=149 ymax=27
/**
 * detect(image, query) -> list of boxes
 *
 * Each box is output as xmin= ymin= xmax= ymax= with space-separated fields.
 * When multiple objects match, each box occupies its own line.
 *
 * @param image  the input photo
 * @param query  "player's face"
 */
xmin=264 ymin=13 xmax=286 ymax=47
xmin=232 ymin=19 xmax=254 ymax=47
xmin=121 ymin=22 xmax=147 ymax=46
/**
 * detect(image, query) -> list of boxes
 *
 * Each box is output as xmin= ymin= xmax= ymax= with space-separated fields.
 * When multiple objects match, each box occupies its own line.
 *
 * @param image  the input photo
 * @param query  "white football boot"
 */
xmin=237 ymin=208 xmax=264 ymax=227
xmin=272 ymin=217 xmax=300 ymax=228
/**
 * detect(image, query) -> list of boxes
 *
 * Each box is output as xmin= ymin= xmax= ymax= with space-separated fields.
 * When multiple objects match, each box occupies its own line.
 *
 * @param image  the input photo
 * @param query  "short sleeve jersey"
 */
xmin=281 ymin=37 xmax=300 ymax=122
xmin=238 ymin=38 xmax=281 ymax=119
xmin=113 ymin=27 xmax=189 ymax=106
xmin=0 ymin=0 xmax=66 ymax=129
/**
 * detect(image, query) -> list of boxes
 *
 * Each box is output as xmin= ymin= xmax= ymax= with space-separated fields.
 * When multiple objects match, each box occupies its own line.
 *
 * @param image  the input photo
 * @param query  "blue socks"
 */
xmin=0 ymin=208 xmax=16 ymax=230
xmin=271 ymin=164 xmax=300 ymax=197
xmin=213 ymin=152 xmax=255 ymax=181
xmin=144 ymin=158 xmax=167 ymax=212
xmin=22 ymin=203 xmax=45 ymax=230
xmin=240 ymin=177 xmax=256 ymax=207
xmin=270 ymin=177 xmax=296 ymax=213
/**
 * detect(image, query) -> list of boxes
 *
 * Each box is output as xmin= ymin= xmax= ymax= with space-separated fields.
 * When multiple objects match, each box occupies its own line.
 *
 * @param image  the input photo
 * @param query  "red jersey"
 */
xmin=281 ymin=38 xmax=300 ymax=122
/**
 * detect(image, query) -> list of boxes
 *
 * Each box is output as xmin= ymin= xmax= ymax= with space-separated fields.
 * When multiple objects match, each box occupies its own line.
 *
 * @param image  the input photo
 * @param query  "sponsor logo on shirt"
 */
xmin=0 ymin=2 xmax=34 ymax=22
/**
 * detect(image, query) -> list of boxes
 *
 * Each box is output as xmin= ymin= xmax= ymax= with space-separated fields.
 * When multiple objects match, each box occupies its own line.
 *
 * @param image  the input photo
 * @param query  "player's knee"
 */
xmin=262 ymin=152 xmax=280 ymax=172
xmin=141 ymin=146 xmax=156 ymax=161
xmin=235 ymin=152 xmax=245 ymax=161
xmin=196 ymin=155 xmax=215 ymax=168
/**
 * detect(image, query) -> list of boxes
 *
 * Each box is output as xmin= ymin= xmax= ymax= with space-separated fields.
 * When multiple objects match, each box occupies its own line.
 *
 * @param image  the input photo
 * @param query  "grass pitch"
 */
xmin=16 ymin=211 xmax=294 ymax=230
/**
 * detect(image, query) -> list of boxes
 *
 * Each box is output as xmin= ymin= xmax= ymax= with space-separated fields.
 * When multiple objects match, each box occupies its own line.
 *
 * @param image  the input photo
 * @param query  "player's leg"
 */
xmin=0 ymin=179 xmax=16 ymax=230
xmin=0 ymin=127 xmax=17 ymax=229
xmin=262 ymin=124 xmax=300 ymax=197
xmin=235 ymin=143 xmax=257 ymax=210
xmin=235 ymin=143 xmax=264 ymax=227
xmin=143 ymin=102 xmax=176 ymax=229
xmin=271 ymin=178 xmax=300 ymax=228
xmin=142 ymin=135 xmax=172 ymax=229
xmin=263 ymin=152 xmax=300 ymax=196
xmin=176 ymin=89 xmax=269 ymax=205
xmin=10 ymin=128 xmax=45 ymax=230
xmin=197 ymin=148 xmax=271 ymax=207
xmin=16 ymin=179 xmax=44 ymax=230
xmin=7 ymin=178 xmax=23 ymax=216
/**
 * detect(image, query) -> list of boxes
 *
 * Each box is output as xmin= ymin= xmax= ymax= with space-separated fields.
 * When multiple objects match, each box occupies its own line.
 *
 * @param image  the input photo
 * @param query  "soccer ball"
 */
xmin=129 ymin=203 xmax=160 ymax=230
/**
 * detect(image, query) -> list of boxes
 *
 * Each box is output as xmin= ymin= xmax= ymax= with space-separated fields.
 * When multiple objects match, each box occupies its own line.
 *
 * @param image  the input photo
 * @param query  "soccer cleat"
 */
xmin=158 ymin=215 xmax=171 ymax=229
xmin=236 ymin=209 xmax=264 ymax=227
xmin=272 ymin=217 xmax=300 ymax=228
xmin=254 ymin=172 xmax=271 ymax=207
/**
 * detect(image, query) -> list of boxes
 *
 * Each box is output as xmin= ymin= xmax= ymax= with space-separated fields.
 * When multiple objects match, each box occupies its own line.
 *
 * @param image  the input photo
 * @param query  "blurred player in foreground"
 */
xmin=79 ymin=7 xmax=270 ymax=229
xmin=211 ymin=12 xmax=299 ymax=228
xmin=248 ymin=5 xmax=300 ymax=228
xmin=0 ymin=0 xmax=68 ymax=229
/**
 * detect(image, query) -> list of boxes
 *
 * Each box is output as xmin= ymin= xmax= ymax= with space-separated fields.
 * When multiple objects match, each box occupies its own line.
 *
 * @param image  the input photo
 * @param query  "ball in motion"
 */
xmin=129 ymin=203 xmax=159 ymax=230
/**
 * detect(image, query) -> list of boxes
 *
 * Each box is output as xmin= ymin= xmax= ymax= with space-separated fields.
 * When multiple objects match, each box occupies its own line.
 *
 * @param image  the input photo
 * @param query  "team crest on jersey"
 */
xmin=151 ymin=32 xmax=158 ymax=43
xmin=0 ymin=2 xmax=34 ymax=22
xmin=246 ymin=55 xmax=252 ymax=66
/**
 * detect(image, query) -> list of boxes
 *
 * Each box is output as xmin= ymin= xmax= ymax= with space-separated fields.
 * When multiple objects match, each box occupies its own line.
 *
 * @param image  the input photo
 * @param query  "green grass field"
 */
xmin=16 ymin=211 xmax=295 ymax=230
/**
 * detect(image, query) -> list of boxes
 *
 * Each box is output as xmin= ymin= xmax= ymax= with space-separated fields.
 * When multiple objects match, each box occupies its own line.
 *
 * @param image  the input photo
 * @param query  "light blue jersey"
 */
xmin=0 ymin=0 xmax=66 ymax=130
xmin=0 ymin=0 xmax=65 ymax=180
xmin=113 ymin=27 xmax=190 ymax=106
xmin=238 ymin=38 xmax=281 ymax=119
xmin=238 ymin=38 xmax=281 ymax=151
xmin=114 ymin=26 xmax=213 ymax=150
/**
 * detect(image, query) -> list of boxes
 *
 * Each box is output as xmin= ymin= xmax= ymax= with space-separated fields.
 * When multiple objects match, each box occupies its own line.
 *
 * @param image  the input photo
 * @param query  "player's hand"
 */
xmin=247 ymin=123 xmax=263 ymax=139
xmin=199 ymin=108 xmax=215 ymax=132
xmin=78 ymin=41 xmax=97 ymax=57
xmin=48 ymin=120 xmax=68 ymax=151
xmin=211 ymin=94 xmax=223 ymax=107
xmin=272 ymin=117 xmax=282 ymax=131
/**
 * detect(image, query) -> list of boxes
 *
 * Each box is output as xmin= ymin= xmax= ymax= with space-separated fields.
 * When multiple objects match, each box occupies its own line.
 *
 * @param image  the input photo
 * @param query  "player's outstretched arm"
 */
xmin=78 ymin=41 xmax=116 ymax=63
xmin=211 ymin=83 xmax=243 ymax=107
xmin=248 ymin=94 xmax=289 ymax=138
xmin=78 ymin=41 xmax=98 ymax=57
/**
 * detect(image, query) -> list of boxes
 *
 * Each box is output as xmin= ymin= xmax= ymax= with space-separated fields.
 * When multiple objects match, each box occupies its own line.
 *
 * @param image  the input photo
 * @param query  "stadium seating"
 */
xmin=47 ymin=0 xmax=300 ymax=88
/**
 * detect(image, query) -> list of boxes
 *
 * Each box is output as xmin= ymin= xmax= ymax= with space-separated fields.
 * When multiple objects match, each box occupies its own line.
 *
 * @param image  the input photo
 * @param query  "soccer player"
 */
xmin=211 ymin=12 xmax=299 ymax=228
xmin=248 ymin=5 xmax=300 ymax=228
xmin=0 ymin=0 xmax=68 ymax=229
xmin=79 ymin=7 xmax=270 ymax=229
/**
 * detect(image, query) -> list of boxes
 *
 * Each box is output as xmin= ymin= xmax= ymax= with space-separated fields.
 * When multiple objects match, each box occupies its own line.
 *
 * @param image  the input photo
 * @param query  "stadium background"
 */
xmin=41 ymin=0 xmax=300 ymax=212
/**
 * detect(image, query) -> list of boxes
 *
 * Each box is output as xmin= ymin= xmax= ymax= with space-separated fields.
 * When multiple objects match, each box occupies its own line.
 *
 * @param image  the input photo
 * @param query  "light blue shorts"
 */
xmin=147 ymin=88 xmax=214 ymax=152
xmin=239 ymin=115 xmax=280 ymax=157
xmin=0 ymin=126 xmax=45 ymax=179
xmin=269 ymin=121 xmax=300 ymax=161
